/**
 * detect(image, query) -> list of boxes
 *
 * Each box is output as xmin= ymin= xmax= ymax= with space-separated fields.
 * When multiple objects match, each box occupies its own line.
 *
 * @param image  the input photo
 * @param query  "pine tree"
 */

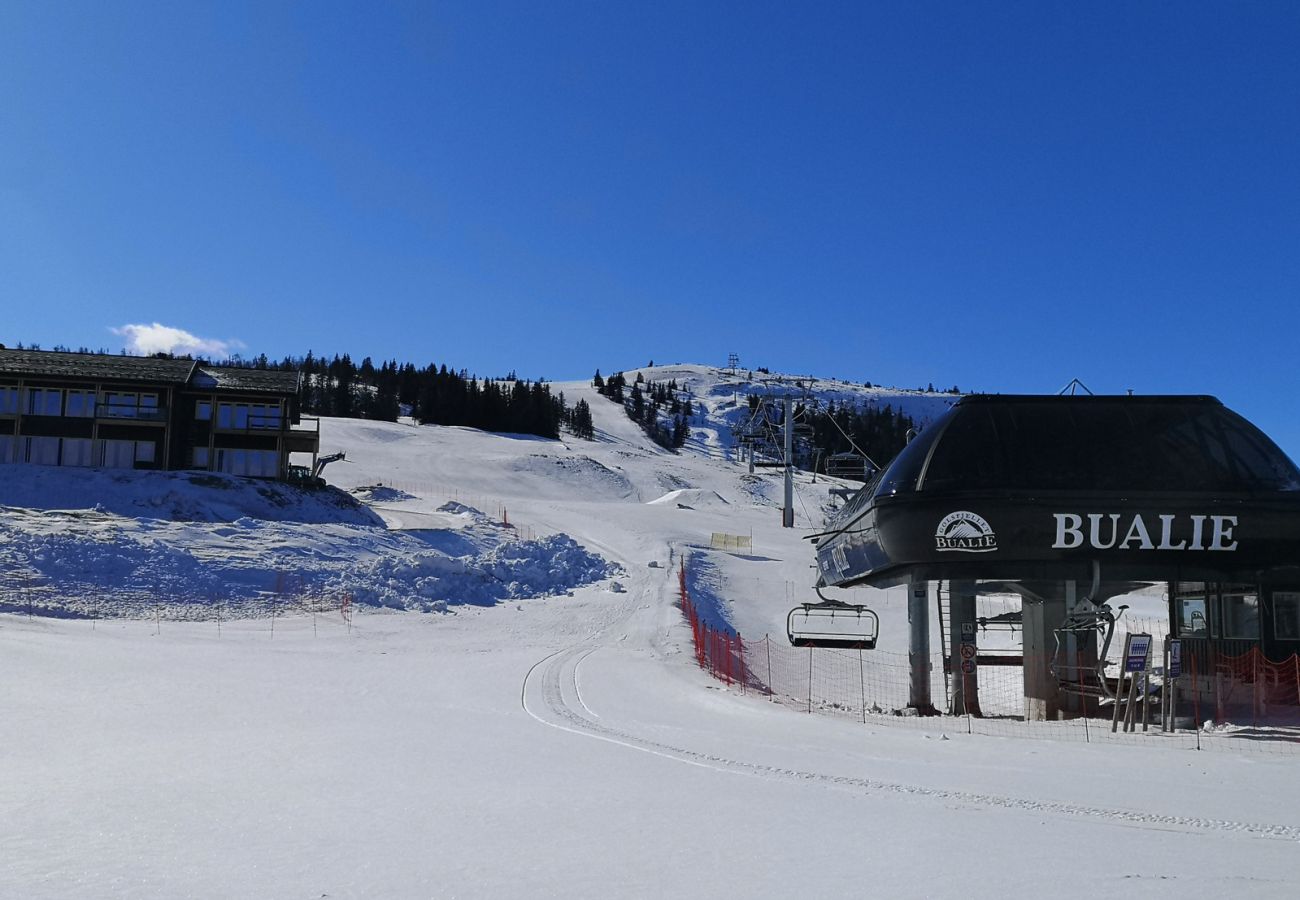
xmin=630 ymin=383 xmax=644 ymax=421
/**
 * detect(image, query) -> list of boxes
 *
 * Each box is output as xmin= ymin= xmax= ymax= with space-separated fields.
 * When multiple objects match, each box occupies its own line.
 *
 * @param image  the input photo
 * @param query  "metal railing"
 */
xmin=213 ymin=414 xmax=320 ymax=436
xmin=96 ymin=404 xmax=167 ymax=422
xmin=213 ymin=414 xmax=286 ymax=432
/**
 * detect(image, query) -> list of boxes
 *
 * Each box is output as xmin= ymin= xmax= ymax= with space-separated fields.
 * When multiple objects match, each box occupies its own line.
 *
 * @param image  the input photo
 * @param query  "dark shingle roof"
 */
xmin=194 ymin=365 xmax=301 ymax=394
xmin=0 ymin=348 xmax=196 ymax=384
xmin=0 ymin=349 xmax=302 ymax=396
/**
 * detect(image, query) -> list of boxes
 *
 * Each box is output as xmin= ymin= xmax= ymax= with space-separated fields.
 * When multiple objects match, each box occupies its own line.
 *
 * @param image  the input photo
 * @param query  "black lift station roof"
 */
xmin=814 ymin=394 xmax=1300 ymax=590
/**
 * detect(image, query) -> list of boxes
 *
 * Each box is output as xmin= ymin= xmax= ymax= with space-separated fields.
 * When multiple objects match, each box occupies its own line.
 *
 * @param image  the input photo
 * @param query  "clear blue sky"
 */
xmin=3 ymin=3 xmax=1299 ymax=449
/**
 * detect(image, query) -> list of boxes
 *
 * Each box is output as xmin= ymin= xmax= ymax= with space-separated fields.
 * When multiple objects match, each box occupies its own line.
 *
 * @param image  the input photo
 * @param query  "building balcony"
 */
xmin=284 ymin=416 xmax=321 ymax=453
xmin=213 ymin=415 xmax=292 ymax=433
xmin=96 ymin=404 xmax=168 ymax=423
xmin=212 ymin=414 xmax=320 ymax=447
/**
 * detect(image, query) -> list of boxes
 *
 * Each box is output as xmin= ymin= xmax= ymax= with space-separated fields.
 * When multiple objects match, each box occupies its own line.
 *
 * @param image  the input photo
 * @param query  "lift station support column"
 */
xmin=781 ymin=395 xmax=794 ymax=528
xmin=908 ymin=579 xmax=936 ymax=714
xmin=1023 ymin=587 xmax=1067 ymax=720
xmin=948 ymin=580 xmax=982 ymax=716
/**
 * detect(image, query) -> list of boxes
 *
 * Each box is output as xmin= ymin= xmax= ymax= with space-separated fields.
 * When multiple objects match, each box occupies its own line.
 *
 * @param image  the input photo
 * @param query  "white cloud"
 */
xmin=111 ymin=323 xmax=245 ymax=358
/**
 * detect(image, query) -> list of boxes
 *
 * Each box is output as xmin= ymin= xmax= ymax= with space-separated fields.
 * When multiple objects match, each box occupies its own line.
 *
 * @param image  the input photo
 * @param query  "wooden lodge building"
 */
xmin=0 ymin=347 xmax=319 ymax=479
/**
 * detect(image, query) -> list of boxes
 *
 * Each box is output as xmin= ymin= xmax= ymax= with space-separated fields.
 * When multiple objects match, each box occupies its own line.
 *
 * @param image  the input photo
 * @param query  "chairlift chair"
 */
xmin=787 ymin=588 xmax=880 ymax=650
xmin=1051 ymin=561 xmax=1127 ymax=700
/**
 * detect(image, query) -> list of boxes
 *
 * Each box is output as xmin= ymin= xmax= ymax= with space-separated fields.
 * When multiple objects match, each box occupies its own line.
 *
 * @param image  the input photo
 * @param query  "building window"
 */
xmin=25 ymin=436 xmax=60 ymax=464
xmin=1219 ymin=590 xmax=1260 ymax=640
xmin=1274 ymin=592 xmax=1300 ymax=641
xmin=250 ymin=404 xmax=282 ymax=430
xmin=25 ymin=388 xmax=62 ymax=416
xmin=0 ymin=385 xmax=18 ymax=415
xmin=216 ymin=448 xmax=279 ymax=477
xmin=101 ymin=440 xmax=136 ymax=469
xmin=196 ymin=400 xmax=212 ymax=421
xmin=62 ymin=438 xmax=94 ymax=467
xmin=65 ymin=390 xmax=96 ymax=418
xmin=217 ymin=402 xmax=282 ymax=430
xmin=1177 ymin=593 xmax=1209 ymax=637
xmin=192 ymin=446 xmax=210 ymax=469
xmin=0 ymin=435 xmax=13 ymax=463
xmin=135 ymin=441 xmax=156 ymax=464
xmin=102 ymin=392 xmax=160 ymax=419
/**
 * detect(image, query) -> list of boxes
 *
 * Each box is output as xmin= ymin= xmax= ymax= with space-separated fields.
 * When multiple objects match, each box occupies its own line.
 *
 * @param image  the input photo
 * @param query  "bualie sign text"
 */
xmin=1052 ymin=513 xmax=1239 ymax=552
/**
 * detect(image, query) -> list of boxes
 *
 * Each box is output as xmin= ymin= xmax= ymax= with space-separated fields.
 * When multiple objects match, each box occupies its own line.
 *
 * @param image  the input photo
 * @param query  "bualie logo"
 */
xmin=1052 ymin=513 xmax=1239 ymax=552
xmin=936 ymin=511 xmax=998 ymax=553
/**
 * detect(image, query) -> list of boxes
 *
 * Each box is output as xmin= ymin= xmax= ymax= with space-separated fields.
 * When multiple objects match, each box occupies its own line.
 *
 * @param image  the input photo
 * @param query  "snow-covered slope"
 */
xmin=3 ymin=362 xmax=1297 ymax=899
xmin=600 ymin=362 xmax=959 ymax=462
xmin=0 ymin=363 xmax=1155 ymax=639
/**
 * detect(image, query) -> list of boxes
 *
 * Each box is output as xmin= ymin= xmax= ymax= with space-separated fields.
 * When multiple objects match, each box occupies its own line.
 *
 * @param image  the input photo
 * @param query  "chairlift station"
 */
xmin=800 ymin=393 xmax=1300 ymax=721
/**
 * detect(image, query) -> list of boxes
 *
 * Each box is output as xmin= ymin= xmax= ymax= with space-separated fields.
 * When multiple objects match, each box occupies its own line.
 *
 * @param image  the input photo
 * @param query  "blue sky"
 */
xmin=3 ymin=2 xmax=1299 ymax=450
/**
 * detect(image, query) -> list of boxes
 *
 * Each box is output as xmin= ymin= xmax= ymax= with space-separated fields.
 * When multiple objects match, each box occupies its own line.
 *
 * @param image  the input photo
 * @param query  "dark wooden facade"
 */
xmin=1169 ymin=580 xmax=1300 ymax=664
xmin=0 ymin=348 xmax=319 ymax=479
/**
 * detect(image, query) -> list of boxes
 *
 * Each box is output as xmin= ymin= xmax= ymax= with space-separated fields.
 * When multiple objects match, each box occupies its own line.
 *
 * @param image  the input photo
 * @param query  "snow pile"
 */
xmin=646 ymin=488 xmax=729 ymax=509
xmin=0 ymin=465 xmax=379 ymax=525
xmin=0 ymin=487 xmax=617 ymax=617
xmin=335 ymin=533 xmax=617 ymax=612
xmin=350 ymin=484 xmax=418 ymax=503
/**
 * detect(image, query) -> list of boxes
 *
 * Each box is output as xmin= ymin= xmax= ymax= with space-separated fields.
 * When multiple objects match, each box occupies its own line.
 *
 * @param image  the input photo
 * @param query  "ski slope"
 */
xmin=3 ymin=365 xmax=1299 ymax=898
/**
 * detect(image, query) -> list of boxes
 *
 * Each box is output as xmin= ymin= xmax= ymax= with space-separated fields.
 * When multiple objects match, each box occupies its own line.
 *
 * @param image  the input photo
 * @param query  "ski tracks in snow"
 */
xmin=521 ymin=569 xmax=1300 ymax=844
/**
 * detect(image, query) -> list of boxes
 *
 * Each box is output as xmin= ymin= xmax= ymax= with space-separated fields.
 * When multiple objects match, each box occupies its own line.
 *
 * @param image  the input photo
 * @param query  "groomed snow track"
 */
xmin=521 ymin=562 xmax=1300 ymax=844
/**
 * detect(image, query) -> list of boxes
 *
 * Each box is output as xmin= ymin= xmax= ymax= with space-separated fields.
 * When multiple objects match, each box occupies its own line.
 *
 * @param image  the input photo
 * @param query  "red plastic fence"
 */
xmin=679 ymin=563 xmax=750 ymax=692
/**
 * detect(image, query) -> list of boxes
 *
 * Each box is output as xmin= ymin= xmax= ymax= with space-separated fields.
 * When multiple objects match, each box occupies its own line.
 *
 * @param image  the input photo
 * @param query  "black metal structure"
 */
xmin=814 ymin=394 xmax=1300 ymax=590
xmin=787 ymin=592 xmax=880 ymax=650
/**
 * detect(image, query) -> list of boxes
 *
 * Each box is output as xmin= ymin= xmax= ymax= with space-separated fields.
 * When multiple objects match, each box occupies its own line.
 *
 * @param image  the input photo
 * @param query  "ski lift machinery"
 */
xmin=1050 ymin=560 xmax=1129 ymax=700
xmin=787 ymin=587 xmax=880 ymax=650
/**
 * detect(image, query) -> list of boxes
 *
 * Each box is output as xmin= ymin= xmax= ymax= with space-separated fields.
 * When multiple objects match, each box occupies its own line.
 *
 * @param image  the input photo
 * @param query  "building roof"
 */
xmin=0 ymin=347 xmax=196 ymax=384
xmin=193 ymin=365 xmax=301 ymax=394
xmin=815 ymin=394 xmax=1300 ymax=589
xmin=0 ymin=348 xmax=302 ymax=396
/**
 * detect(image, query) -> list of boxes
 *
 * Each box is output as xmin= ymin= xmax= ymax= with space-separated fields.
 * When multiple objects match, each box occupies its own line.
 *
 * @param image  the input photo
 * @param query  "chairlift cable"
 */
xmin=816 ymin=404 xmax=884 ymax=472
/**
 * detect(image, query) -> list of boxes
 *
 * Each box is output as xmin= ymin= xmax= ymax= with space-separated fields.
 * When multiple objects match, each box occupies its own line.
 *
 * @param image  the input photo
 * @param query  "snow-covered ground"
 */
xmin=3 ymin=364 xmax=1298 ymax=898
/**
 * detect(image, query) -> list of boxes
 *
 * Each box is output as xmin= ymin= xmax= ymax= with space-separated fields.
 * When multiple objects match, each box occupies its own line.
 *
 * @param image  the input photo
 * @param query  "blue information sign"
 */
xmin=1125 ymin=634 xmax=1152 ymax=673
xmin=1168 ymin=639 xmax=1181 ymax=678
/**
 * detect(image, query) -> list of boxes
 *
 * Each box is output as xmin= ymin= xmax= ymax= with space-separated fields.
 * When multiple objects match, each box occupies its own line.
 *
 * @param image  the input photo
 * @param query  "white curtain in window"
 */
xmin=61 ymin=438 xmax=94 ymax=467
xmin=254 ymin=450 xmax=278 ymax=477
xmin=215 ymin=448 xmax=278 ymax=477
xmin=102 ymin=440 xmax=136 ymax=469
xmin=26 ymin=436 xmax=59 ymax=464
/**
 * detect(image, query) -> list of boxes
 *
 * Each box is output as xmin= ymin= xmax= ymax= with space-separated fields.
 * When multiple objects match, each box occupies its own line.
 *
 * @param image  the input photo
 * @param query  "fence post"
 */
xmin=1191 ymin=651 xmax=1202 ymax=747
xmin=1078 ymin=651 xmax=1090 ymax=743
xmin=859 ymin=646 xmax=867 ymax=724
xmin=1253 ymin=650 xmax=1261 ymax=727
xmin=766 ymin=637 xmax=773 ymax=701
xmin=807 ymin=645 xmax=813 ymax=714
xmin=739 ymin=636 xmax=747 ymax=695
xmin=1214 ymin=663 xmax=1224 ymax=725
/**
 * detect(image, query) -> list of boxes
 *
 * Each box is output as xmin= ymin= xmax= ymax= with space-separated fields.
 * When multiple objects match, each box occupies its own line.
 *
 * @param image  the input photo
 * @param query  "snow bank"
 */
xmin=0 ymin=483 xmax=618 ymax=618
xmin=333 ymin=533 xmax=617 ymax=612
xmin=646 ymin=488 xmax=729 ymax=509
xmin=0 ymin=464 xmax=380 ymax=525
